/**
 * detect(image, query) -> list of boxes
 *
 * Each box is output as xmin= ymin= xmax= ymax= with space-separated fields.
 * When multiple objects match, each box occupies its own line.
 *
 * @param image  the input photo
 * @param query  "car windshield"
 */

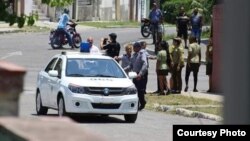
xmin=66 ymin=58 xmax=126 ymax=78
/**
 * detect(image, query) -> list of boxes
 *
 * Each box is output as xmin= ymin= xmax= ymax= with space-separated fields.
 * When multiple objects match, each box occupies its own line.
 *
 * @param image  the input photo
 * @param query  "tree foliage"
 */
xmin=162 ymin=0 xmax=216 ymax=24
xmin=0 ymin=0 xmax=8 ymax=21
xmin=42 ymin=0 xmax=74 ymax=7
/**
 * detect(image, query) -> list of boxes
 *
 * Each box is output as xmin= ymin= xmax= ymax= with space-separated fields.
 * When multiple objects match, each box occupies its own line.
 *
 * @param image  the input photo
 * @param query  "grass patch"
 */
xmin=145 ymin=94 xmax=223 ymax=116
xmin=145 ymin=94 xmax=221 ymax=106
xmin=163 ymin=33 xmax=176 ymax=41
xmin=20 ymin=25 xmax=50 ymax=32
xmin=78 ymin=21 xmax=140 ymax=28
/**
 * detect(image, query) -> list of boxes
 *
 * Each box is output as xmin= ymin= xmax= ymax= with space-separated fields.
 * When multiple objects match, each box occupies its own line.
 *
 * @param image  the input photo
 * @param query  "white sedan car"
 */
xmin=36 ymin=52 xmax=138 ymax=122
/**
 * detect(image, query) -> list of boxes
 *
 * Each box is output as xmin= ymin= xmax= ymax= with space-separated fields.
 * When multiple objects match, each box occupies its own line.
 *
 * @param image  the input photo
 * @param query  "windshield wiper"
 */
xmin=67 ymin=74 xmax=85 ymax=77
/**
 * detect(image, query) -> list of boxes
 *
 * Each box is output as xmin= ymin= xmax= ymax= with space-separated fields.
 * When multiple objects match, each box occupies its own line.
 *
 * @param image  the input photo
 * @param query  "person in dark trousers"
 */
xmin=140 ymin=41 xmax=156 ymax=94
xmin=176 ymin=6 xmax=190 ymax=49
xmin=100 ymin=33 xmax=121 ymax=58
xmin=184 ymin=36 xmax=201 ymax=92
xmin=190 ymin=8 xmax=203 ymax=45
xmin=124 ymin=42 xmax=148 ymax=110
xmin=169 ymin=37 xmax=184 ymax=94
xmin=148 ymin=2 xmax=163 ymax=45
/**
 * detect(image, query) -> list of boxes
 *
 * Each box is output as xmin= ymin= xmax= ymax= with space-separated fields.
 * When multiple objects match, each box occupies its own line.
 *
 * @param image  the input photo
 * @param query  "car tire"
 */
xmin=36 ymin=91 xmax=48 ymax=115
xmin=124 ymin=113 xmax=138 ymax=123
xmin=58 ymin=96 xmax=67 ymax=117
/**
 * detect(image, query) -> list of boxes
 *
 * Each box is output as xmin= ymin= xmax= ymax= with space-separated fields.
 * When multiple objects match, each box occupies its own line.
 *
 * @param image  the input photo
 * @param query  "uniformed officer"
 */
xmin=169 ymin=37 xmax=184 ymax=94
xmin=125 ymin=42 xmax=148 ymax=110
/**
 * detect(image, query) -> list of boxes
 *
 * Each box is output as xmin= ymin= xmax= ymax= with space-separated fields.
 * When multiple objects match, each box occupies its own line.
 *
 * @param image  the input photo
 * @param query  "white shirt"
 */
xmin=90 ymin=45 xmax=101 ymax=54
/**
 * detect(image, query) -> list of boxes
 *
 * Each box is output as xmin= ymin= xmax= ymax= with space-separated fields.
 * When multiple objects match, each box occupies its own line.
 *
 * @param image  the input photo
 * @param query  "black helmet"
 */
xmin=64 ymin=8 xmax=69 ymax=14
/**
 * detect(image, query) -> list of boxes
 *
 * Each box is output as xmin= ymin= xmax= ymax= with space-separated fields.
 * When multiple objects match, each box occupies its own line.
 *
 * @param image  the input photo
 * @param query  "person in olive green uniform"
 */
xmin=206 ymin=38 xmax=213 ymax=92
xmin=184 ymin=36 xmax=201 ymax=92
xmin=156 ymin=41 xmax=170 ymax=95
xmin=169 ymin=37 xmax=184 ymax=94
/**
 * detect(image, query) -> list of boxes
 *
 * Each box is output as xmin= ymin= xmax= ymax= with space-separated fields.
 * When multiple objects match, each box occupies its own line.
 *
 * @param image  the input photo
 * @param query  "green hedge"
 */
xmin=162 ymin=0 xmax=216 ymax=24
xmin=162 ymin=0 xmax=192 ymax=24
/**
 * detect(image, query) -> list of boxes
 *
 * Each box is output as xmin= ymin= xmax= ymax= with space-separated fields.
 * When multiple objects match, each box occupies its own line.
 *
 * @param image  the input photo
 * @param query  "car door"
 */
xmin=39 ymin=57 xmax=58 ymax=107
xmin=49 ymin=58 xmax=63 ymax=108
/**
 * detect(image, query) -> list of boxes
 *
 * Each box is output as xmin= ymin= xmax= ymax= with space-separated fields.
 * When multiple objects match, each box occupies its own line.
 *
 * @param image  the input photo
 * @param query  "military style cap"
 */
xmin=133 ymin=42 xmax=141 ymax=48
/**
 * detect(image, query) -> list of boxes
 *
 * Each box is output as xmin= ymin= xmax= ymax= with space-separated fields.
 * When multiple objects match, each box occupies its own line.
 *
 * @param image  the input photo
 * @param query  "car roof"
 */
xmin=59 ymin=51 xmax=112 ymax=59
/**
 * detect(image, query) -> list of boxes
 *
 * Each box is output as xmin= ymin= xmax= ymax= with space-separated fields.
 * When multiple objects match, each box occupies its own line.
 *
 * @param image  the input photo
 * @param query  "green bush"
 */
xmin=162 ymin=0 xmax=192 ymax=24
xmin=17 ymin=15 xmax=26 ymax=28
xmin=162 ymin=0 xmax=216 ymax=24
xmin=8 ymin=14 xmax=17 ymax=26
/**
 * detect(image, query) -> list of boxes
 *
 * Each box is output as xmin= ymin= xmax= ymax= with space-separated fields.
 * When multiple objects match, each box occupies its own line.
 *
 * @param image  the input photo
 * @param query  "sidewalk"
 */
xmin=0 ymin=22 xmax=22 ymax=34
xmin=0 ymin=21 xmax=95 ymax=34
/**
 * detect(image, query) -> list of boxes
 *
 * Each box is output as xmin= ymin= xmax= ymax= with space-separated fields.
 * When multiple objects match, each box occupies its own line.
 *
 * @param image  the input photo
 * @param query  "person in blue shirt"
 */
xmin=57 ymin=8 xmax=75 ymax=49
xmin=190 ymin=8 xmax=203 ymax=45
xmin=148 ymin=3 xmax=163 ymax=45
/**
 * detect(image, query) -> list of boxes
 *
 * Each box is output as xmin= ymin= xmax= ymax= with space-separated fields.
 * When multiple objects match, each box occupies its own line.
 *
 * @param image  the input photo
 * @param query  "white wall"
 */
xmin=24 ymin=0 xmax=33 ymax=15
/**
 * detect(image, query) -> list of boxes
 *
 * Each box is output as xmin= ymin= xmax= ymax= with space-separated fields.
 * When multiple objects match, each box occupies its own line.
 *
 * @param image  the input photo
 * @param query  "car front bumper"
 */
xmin=64 ymin=93 xmax=138 ymax=114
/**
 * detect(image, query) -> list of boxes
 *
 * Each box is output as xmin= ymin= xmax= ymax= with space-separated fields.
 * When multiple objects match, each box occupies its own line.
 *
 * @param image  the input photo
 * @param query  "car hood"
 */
xmin=64 ymin=77 xmax=134 ymax=88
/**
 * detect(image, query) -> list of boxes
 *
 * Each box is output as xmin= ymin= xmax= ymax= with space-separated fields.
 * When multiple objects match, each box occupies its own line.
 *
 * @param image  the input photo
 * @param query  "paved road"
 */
xmin=0 ymin=27 xmax=216 ymax=141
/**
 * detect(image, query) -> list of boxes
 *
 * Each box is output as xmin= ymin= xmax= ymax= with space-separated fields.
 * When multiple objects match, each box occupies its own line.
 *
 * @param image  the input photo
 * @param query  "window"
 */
xmin=45 ymin=58 xmax=58 ymax=73
xmin=54 ymin=58 xmax=63 ymax=78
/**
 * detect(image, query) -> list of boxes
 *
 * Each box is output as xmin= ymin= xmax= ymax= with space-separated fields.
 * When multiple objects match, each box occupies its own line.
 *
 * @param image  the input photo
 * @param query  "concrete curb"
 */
xmin=153 ymin=104 xmax=223 ymax=122
xmin=175 ymin=108 xmax=223 ymax=121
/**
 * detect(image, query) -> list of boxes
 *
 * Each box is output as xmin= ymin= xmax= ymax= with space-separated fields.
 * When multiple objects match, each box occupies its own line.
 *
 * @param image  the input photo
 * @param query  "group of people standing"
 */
xmin=176 ymin=7 xmax=203 ymax=48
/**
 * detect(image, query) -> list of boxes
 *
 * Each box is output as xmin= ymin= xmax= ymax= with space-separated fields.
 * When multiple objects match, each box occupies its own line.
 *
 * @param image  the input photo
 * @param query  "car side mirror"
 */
xmin=48 ymin=70 xmax=59 ymax=77
xmin=128 ymin=72 xmax=137 ymax=79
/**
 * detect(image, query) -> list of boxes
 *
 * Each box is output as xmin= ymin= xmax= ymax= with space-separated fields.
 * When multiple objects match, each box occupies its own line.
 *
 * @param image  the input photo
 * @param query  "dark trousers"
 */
xmin=172 ymin=64 xmax=183 ymax=91
xmin=57 ymin=28 xmax=73 ymax=46
xmin=133 ymin=75 xmax=147 ymax=107
xmin=185 ymin=63 xmax=200 ymax=89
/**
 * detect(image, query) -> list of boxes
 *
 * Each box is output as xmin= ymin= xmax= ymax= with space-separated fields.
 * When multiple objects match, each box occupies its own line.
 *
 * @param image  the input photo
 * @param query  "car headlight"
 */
xmin=68 ymin=83 xmax=86 ymax=94
xmin=124 ymin=86 xmax=137 ymax=95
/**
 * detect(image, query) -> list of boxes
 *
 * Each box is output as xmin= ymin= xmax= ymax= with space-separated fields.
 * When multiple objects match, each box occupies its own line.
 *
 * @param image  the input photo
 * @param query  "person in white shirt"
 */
xmin=87 ymin=37 xmax=101 ymax=54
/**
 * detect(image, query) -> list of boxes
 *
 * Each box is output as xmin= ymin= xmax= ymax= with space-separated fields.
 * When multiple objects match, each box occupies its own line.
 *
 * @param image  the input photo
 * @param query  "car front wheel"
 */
xmin=36 ymin=91 xmax=48 ymax=115
xmin=58 ymin=97 xmax=67 ymax=117
xmin=124 ymin=113 xmax=138 ymax=123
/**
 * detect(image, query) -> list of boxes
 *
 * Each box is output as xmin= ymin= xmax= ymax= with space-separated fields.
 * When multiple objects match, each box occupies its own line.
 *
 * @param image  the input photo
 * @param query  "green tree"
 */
xmin=0 ymin=0 xmax=8 ymax=21
xmin=162 ymin=0 xmax=216 ymax=24
xmin=42 ymin=0 xmax=74 ymax=7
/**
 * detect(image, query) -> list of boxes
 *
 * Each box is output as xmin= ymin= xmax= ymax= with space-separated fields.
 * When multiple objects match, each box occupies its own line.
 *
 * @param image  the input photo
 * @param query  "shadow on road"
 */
xmin=32 ymin=114 xmax=127 ymax=124
xmin=71 ymin=115 xmax=127 ymax=124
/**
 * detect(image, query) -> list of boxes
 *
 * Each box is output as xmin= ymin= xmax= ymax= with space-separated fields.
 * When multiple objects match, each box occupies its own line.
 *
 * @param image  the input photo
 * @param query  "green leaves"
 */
xmin=162 ymin=0 xmax=216 ymax=24
xmin=41 ymin=0 xmax=74 ymax=7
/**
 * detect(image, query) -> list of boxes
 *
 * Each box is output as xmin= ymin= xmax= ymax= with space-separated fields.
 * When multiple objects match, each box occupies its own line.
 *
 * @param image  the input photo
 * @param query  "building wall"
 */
xmin=26 ymin=0 xmax=139 ymax=22
xmin=120 ymin=0 xmax=129 ymax=21
xmin=98 ymin=0 xmax=114 ymax=21
xmin=24 ymin=0 xmax=32 ymax=15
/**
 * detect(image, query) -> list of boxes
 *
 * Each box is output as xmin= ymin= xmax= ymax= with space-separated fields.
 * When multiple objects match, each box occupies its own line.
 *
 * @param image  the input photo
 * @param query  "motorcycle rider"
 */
xmin=57 ymin=8 xmax=75 ymax=49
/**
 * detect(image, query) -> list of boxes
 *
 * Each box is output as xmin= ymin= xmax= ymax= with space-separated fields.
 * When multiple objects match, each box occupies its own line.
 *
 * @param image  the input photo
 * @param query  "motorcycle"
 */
xmin=140 ymin=18 xmax=151 ymax=38
xmin=49 ymin=22 xmax=82 ymax=49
